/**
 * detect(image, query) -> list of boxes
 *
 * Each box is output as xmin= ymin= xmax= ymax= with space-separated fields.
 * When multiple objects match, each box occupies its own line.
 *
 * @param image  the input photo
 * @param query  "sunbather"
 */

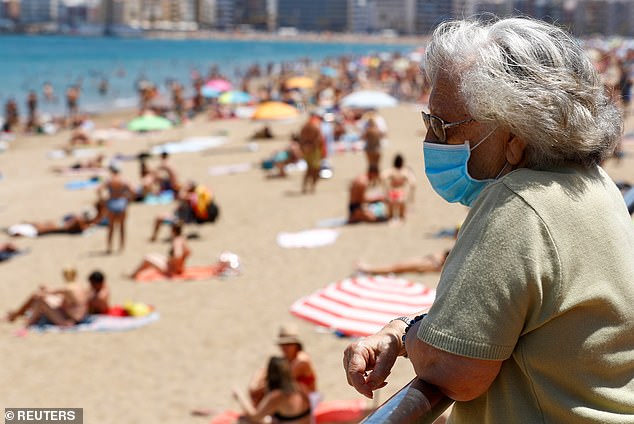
xmin=5 ymin=267 xmax=91 ymax=327
xmin=7 ymin=200 xmax=105 ymax=237
xmin=233 ymin=356 xmax=312 ymax=424
xmin=248 ymin=324 xmax=318 ymax=407
xmin=149 ymin=181 xmax=219 ymax=242
xmin=51 ymin=154 xmax=106 ymax=174
xmin=130 ymin=221 xmax=191 ymax=279
xmin=355 ymin=250 xmax=451 ymax=275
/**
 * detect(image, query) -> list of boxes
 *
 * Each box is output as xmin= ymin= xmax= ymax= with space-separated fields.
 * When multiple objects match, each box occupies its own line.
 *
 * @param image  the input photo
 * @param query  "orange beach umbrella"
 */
xmin=252 ymin=101 xmax=299 ymax=121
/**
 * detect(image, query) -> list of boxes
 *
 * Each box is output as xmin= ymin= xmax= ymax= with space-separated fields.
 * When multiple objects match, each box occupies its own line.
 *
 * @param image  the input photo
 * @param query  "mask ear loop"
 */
xmin=494 ymin=162 xmax=510 ymax=179
xmin=468 ymin=126 xmax=498 ymax=151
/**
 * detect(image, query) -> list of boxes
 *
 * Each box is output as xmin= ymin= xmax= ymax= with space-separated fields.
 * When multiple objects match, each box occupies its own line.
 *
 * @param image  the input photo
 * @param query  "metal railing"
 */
xmin=360 ymin=378 xmax=454 ymax=424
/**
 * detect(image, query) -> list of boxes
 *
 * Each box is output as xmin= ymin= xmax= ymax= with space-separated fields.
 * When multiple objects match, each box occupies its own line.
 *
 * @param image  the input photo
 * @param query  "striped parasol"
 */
xmin=290 ymin=275 xmax=435 ymax=337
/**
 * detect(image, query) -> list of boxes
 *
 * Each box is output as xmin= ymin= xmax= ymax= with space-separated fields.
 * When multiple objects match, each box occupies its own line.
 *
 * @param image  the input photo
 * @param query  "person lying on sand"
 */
xmin=51 ymin=154 xmax=106 ymax=174
xmin=355 ymin=249 xmax=451 ymax=276
xmin=7 ymin=201 xmax=106 ymax=237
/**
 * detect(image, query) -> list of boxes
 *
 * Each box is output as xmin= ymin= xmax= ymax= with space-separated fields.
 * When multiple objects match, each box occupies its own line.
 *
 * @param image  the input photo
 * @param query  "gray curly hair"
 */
xmin=424 ymin=17 xmax=622 ymax=167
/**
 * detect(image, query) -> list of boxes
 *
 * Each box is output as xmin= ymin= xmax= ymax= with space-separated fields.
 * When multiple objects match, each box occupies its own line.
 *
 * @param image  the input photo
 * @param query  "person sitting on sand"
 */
xmin=261 ymin=139 xmax=303 ymax=178
xmin=97 ymin=162 xmax=134 ymax=253
xmin=381 ymin=153 xmax=416 ymax=223
xmin=348 ymin=165 xmax=387 ymax=224
xmin=87 ymin=270 xmax=110 ymax=314
xmin=248 ymin=324 xmax=318 ymax=408
xmin=5 ymin=266 xmax=90 ymax=328
xmin=233 ymin=356 xmax=312 ymax=424
xmin=251 ymin=124 xmax=274 ymax=140
xmin=149 ymin=181 xmax=219 ymax=242
xmin=130 ymin=221 xmax=191 ymax=279
xmin=7 ymin=200 xmax=106 ymax=237
xmin=154 ymin=151 xmax=180 ymax=193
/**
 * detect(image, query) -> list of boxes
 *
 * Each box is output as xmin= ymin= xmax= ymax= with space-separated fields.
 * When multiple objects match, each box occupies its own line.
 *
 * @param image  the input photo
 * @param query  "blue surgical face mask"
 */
xmin=423 ymin=128 xmax=505 ymax=207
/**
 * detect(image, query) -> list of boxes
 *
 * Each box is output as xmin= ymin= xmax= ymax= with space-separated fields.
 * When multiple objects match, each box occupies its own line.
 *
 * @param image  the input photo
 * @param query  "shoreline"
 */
xmin=143 ymin=29 xmax=428 ymax=46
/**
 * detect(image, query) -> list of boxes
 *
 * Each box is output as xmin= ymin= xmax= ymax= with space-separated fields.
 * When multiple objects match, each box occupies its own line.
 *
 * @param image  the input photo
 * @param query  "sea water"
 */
xmin=0 ymin=35 xmax=415 ymax=116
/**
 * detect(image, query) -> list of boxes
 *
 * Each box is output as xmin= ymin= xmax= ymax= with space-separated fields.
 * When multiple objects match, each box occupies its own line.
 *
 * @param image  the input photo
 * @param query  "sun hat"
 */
xmin=276 ymin=323 xmax=302 ymax=345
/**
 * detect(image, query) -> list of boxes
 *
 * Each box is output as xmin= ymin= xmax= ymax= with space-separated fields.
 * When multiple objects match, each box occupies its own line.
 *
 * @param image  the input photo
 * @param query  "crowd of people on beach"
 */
xmin=2 ymin=23 xmax=634 ymax=424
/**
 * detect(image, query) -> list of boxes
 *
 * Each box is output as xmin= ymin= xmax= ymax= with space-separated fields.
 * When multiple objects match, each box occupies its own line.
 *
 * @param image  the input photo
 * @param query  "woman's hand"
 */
xmin=343 ymin=321 xmax=405 ymax=398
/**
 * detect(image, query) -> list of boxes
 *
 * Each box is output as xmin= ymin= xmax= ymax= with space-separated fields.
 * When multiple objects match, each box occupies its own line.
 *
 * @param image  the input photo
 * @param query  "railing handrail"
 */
xmin=360 ymin=378 xmax=454 ymax=424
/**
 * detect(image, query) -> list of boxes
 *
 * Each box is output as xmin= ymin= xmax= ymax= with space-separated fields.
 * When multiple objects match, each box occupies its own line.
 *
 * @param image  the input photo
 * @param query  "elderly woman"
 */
xmin=343 ymin=17 xmax=634 ymax=423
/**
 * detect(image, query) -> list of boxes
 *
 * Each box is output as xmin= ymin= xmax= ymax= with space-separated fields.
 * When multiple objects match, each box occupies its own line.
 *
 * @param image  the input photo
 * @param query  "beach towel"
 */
xmin=28 ymin=311 xmax=159 ymax=334
xmin=64 ymin=177 xmax=101 ymax=190
xmin=134 ymin=265 xmax=225 ymax=282
xmin=208 ymin=162 xmax=252 ymax=176
xmin=207 ymin=399 xmax=370 ymax=424
xmin=0 ymin=248 xmax=29 ymax=262
xmin=143 ymin=190 xmax=175 ymax=205
xmin=7 ymin=224 xmax=38 ymax=238
xmin=277 ymin=229 xmax=339 ymax=249
xmin=47 ymin=148 xmax=103 ymax=160
xmin=150 ymin=136 xmax=228 ymax=155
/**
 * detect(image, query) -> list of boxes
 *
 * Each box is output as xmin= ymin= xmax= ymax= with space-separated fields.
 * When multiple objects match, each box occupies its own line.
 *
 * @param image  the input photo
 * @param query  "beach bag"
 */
xmin=206 ymin=201 xmax=219 ymax=223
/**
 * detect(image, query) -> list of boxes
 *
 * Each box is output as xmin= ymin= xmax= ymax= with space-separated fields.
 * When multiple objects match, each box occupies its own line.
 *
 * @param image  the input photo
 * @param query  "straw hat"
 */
xmin=276 ymin=323 xmax=302 ymax=345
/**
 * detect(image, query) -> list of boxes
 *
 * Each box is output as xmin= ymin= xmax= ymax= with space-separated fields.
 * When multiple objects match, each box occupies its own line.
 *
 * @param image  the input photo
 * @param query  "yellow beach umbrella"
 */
xmin=252 ymin=101 xmax=299 ymax=121
xmin=285 ymin=76 xmax=315 ymax=90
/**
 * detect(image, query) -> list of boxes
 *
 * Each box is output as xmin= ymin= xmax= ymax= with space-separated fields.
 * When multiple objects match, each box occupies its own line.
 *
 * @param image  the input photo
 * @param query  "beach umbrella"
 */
xmin=205 ymin=78 xmax=232 ymax=92
xmin=218 ymin=90 xmax=252 ymax=105
xmin=127 ymin=114 xmax=173 ymax=132
xmin=201 ymin=86 xmax=221 ymax=98
xmin=320 ymin=66 xmax=338 ymax=78
xmin=340 ymin=90 xmax=398 ymax=109
xmin=290 ymin=275 xmax=436 ymax=337
xmin=252 ymin=101 xmax=299 ymax=121
xmin=285 ymin=76 xmax=315 ymax=90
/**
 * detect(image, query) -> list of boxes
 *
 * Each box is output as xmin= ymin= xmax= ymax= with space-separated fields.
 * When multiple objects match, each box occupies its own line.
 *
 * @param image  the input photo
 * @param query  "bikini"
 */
xmin=272 ymin=408 xmax=311 ymax=422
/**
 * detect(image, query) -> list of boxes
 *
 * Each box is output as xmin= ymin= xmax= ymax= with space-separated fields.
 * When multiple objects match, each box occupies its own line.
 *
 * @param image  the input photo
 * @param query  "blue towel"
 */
xmin=64 ymin=177 xmax=101 ymax=190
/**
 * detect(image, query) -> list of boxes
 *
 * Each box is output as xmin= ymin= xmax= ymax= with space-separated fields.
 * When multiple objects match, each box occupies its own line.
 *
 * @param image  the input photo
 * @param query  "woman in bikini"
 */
xmin=129 ymin=221 xmax=190 ymax=279
xmin=234 ymin=356 xmax=312 ymax=424
xmin=381 ymin=153 xmax=416 ymax=223
xmin=97 ymin=163 xmax=134 ymax=253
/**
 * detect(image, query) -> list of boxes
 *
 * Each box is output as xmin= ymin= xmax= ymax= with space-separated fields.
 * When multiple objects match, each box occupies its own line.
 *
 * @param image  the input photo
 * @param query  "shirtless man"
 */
xmin=87 ymin=270 xmax=110 ymax=314
xmin=348 ymin=165 xmax=386 ymax=224
xmin=298 ymin=115 xmax=324 ymax=194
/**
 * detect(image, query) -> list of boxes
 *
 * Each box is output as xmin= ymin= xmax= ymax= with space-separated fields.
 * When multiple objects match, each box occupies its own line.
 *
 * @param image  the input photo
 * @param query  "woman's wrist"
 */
xmin=387 ymin=316 xmax=410 ymax=357
xmin=390 ymin=314 xmax=427 ymax=357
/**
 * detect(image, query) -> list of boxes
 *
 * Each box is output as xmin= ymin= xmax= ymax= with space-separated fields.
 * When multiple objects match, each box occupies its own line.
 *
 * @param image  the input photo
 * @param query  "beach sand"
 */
xmin=1 ymin=104 xmax=632 ymax=423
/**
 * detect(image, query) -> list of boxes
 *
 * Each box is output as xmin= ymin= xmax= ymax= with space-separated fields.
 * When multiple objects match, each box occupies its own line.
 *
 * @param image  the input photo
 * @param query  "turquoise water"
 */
xmin=0 ymin=35 xmax=415 ymax=115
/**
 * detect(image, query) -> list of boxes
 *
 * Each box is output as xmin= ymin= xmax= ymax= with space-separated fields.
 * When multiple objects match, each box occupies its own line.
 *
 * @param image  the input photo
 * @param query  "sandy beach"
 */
xmin=1 ymin=103 xmax=633 ymax=423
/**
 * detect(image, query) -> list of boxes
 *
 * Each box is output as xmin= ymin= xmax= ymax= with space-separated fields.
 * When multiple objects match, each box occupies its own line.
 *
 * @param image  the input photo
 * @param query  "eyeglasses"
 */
xmin=421 ymin=111 xmax=475 ymax=143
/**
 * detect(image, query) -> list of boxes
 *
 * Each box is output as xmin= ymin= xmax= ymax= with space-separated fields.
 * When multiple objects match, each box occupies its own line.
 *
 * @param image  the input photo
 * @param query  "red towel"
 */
xmin=135 ymin=265 xmax=223 ymax=282
xmin=210 ymin=410 xmax=240 ymax=424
